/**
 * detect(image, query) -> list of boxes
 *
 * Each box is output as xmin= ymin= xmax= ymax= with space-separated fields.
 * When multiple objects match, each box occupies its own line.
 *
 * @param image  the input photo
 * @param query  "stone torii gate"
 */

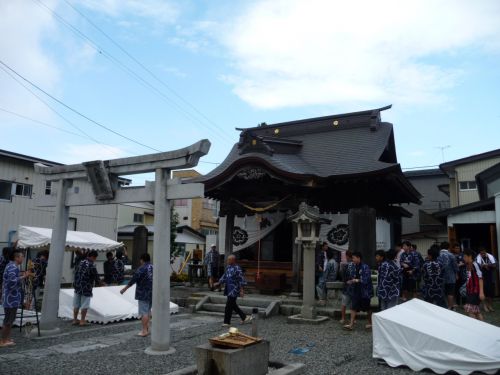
xmin=35 ymin=139 xmax=210 ymax=355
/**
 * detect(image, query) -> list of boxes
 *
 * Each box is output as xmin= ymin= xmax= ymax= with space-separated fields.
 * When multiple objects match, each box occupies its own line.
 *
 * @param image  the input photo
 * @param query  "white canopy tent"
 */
xmin=373 ymin=299 xmax=500 ymax=375
xmin=58 ymin=286 xmax=179 ymax=324
xmin=16 ymin=225 xmax=123 ymax=251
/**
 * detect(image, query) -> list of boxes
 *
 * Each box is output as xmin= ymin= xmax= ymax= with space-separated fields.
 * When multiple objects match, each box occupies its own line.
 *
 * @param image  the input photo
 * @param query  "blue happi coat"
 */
xmin=354 ymin=263 xmax=373 ymax=299
xmin=127 ymin=262 xmax=153 ymax=302
xmin=73 ymin=259 xmax=100 ymax=297
xmin=377 ymin=260 xmax=401 ymax=300
xmin=2 ymin=261 xmax=22 ymax=308
xmin=421 ymin=260 xmax=444 ymax=300
xmin=219 ymin=264 xmax=246 ymax=298
xmin=438 ymin=250 xmax=458 ymax=284
xmin=400 ymin=251 xmax=419 ymax=280
xmin=342 ymin=261 xmax=356 ymax=296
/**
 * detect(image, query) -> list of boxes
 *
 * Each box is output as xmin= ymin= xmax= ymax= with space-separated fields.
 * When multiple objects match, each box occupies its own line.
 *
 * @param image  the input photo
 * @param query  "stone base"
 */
xmin=164 ymin=361 xmax=305 ymax=375
xmin=144 ymin=346 xmax=176 ymax=356
xmin=287 ymin=314 xmax=329 ymax=325
xmin=195 ymin=341 xmax=270 ymax=375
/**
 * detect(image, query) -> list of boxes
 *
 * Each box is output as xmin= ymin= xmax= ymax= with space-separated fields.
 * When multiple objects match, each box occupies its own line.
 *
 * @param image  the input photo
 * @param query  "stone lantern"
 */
xmin=287 ymin=202 xmax=330 ymax=323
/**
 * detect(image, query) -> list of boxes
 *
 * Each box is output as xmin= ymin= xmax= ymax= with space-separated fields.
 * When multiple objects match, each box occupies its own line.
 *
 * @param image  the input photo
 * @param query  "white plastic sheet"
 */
xmin=17 ymin=225 xmax=123 ymax=251
xmin=58 ymin=285 xmax=179 ymax=324
xmin=373 ymin=299 xmax=500 ymax=375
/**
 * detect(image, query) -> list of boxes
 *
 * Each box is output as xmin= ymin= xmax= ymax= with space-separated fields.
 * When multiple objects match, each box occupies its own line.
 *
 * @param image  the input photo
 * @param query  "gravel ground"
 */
xmin=0 ymin=299 xmax=499 ymax=375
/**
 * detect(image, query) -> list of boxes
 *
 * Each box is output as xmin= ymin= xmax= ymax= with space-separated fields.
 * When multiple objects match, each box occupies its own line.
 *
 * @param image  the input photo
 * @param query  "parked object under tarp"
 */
xmin=373 ymin=299 xmax=500 ymax=375
xmin=16 ymin=225 xmax=123 ymax=251
xmin=58 ymin=285 xmax=179 ymax=324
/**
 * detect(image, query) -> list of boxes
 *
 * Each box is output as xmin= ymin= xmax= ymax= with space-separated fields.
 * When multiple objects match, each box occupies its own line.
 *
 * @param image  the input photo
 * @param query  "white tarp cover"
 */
xmin=373 ymin=299 xmax=500 ymax=375
xmin=58 ymin=286 xmax=179 ymax=324
xmin=17 ymin=225 xmax=123 ymax=251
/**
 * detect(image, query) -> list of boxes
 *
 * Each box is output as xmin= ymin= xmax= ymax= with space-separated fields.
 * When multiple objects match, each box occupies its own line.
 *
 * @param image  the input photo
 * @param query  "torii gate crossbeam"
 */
xmin=35 ymin=139 xmax=210 ymax=355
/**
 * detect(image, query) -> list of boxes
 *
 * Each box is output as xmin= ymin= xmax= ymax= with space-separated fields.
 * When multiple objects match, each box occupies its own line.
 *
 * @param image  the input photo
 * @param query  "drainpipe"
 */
xmin=7 ymin=230 xmax=17 ymax=247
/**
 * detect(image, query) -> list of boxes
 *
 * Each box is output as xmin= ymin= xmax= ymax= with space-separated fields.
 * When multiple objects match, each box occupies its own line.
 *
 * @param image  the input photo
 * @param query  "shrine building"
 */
xmin=195 ymin=105 xmax=421 ymax=291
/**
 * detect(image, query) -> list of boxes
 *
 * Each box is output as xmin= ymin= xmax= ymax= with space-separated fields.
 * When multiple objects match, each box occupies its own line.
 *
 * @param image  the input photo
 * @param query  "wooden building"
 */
xmin=195 ymin=106 xmax=421 ymax=290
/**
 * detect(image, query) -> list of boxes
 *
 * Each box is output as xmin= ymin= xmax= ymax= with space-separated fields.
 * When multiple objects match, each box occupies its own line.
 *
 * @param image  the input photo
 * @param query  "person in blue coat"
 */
xmin=1 ymin=249 xmax=33 ymax=347
xmin=344 ymin=252 xmax=373 ymax=331
xmin=121 ymin=253 xmax=153 ymax=337
xmin=214 ymin=254 xmax=252 ymax=327
xmin=377 ymin=249 xmax=401 ymax=311
xmin=421 ymin=246 xmax=445 ymax=307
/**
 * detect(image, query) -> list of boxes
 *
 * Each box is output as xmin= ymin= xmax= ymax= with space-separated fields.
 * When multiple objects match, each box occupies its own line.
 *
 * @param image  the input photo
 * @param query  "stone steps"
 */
xmin=193 ymin=294 xmax=281 ymax=319
xmin=202 ymin=303 xmax=267 ymax=317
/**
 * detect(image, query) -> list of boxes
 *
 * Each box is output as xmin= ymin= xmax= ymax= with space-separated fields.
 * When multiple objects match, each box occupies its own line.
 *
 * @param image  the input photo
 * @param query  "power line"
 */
xmin=0 ymin=59 xmax=162 ymax=153
xmin=0 ymin=64 xmax=127 ymax=158
xmin=0 ymin=106 xmax=87 ymax=139
xmin=62 ymin=0 xmax=230 ymax=141
xmin=32 ymin=0 xmax=232 ymax=143
xmin=0 ymin=68 xmax=219 ymax=165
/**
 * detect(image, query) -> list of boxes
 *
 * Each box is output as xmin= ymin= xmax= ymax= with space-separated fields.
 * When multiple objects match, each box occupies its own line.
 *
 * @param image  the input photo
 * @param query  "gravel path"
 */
xmin=0 ymin=299 xmax=499 ymax=375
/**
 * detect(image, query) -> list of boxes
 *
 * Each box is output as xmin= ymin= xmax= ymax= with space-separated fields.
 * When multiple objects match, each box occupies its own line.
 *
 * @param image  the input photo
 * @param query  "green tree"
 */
xmin=170 ymin=207 xmax=180 ymax=263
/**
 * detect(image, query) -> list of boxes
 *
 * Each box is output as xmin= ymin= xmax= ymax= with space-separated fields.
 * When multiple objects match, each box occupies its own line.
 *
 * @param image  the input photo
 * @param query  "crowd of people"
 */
xmin=0 ymin=245 xmax=154 ymax=344
xmin=324 ymin=241 xmax=498 ymax=331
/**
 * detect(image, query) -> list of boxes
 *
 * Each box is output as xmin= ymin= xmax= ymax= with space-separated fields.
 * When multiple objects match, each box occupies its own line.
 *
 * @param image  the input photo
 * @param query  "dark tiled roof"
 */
xmin=195 ymin=106 xmax=421 ymax=204
xmin=199 ymin=106 xmax=399 ymax=182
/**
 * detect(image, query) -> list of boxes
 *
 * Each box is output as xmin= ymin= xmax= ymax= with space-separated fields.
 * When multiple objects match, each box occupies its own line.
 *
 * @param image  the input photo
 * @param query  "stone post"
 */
xmin=301 ymin=241 xmax=316 ymax=320
xmin=40 ymin=179 xmax=71 ymax=331
xmin=147 ymin=168 xmax=174 ymax=355
xmin=290 ymin=223 xmax=302 ymax=298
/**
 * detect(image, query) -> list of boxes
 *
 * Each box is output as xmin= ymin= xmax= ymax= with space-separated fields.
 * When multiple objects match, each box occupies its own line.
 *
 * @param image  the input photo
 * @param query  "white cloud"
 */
xmin=209 ymin=0 xmax=500 ymax=109
xmin=0 ymin=0 xmax=60 ymax=121
xmin=81 ymin=0 xmax=180 ymax=25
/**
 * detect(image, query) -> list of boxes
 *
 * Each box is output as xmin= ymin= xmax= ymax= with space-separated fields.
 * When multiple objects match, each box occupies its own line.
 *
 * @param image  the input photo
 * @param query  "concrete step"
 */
xmin=201 ymin=303 xmax=266 ymax=317
xmin=279 ymin=304 xmax=371 ymax=320
xmin=207 ymin=295 xmax=272 ymax=308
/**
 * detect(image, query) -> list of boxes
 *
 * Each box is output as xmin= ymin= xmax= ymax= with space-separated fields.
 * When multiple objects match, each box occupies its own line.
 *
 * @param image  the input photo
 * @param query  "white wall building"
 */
xmin=0 ymin=149 xmax=123 ymax=282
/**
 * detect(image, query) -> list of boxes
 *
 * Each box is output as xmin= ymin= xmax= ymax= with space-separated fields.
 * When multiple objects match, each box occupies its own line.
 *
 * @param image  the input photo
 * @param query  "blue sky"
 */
xmin=1 ymin=0 xmax=500 ymax=184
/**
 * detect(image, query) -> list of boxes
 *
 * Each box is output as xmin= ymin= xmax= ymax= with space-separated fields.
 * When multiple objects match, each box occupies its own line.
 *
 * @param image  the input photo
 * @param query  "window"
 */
xmin=133 ymin=213 xmax=144 ymax=223
xmin=174 ymin=199 xmax=188 ymax=206
xmin=459 ymin=181 xmax=477 ymax=191
xmin=15 ymin=183 xmax=32 ymax=197
xmin=203 ymin=199 xmax=219 ymax=217
xmin=0 ymin=180 xmax=12 ymax=201
xmin=200 ymin=228 xmax=218 ymax=236
xmin=45 ymin=181 xmax=52 ymax=195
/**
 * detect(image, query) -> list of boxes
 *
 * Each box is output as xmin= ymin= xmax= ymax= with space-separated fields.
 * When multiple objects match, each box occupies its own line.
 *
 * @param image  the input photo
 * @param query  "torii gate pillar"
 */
xmin=148 ymin=168 xmax=172 ymax=354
